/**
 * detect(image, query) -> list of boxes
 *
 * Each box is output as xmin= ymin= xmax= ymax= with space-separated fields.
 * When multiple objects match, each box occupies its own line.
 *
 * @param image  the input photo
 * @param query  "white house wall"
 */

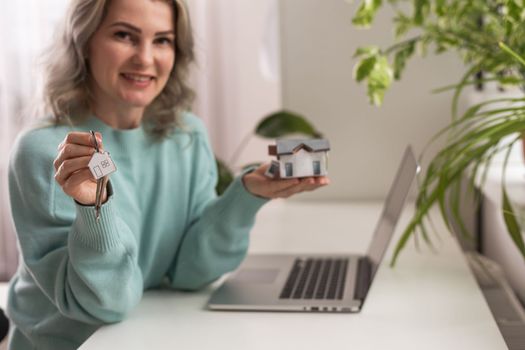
xmin=279 ymin=150 xmax=327 ymax=178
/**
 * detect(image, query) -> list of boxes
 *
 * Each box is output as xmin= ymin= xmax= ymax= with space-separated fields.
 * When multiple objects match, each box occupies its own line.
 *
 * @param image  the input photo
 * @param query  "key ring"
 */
xmin=90 ymin=130 xmax=100 ymax=153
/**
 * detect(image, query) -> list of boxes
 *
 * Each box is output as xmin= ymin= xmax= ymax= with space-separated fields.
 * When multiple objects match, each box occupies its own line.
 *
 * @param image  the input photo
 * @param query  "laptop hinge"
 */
xmin=354 ymin=257 xmax=372 ymax=301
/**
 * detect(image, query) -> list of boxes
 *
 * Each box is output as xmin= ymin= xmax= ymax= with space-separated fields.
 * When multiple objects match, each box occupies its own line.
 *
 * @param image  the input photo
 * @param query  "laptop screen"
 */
xmin=366 ymin=146 xmax=419 ymax=279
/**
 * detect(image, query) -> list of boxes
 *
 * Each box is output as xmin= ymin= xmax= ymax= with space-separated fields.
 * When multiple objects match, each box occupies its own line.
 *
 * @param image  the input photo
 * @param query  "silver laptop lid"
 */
xmin=366 ymin=146 xmax=419 ymax=279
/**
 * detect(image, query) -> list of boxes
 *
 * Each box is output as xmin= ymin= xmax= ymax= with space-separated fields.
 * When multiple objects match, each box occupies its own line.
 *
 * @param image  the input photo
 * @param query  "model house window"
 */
xmin=313 ymin=161 xmax=321 ymax=175
xmin=268 ymin=162 xmax=279 ymax=176
xmin=285 ymin=162 xmax=293 ymax=177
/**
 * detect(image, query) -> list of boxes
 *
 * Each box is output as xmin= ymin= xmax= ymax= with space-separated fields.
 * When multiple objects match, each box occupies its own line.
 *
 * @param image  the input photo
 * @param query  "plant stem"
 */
xmin=383 ymin=36 xmax=421 ymax=55
xmin=499 ymin=42 xmax=525 ymax=67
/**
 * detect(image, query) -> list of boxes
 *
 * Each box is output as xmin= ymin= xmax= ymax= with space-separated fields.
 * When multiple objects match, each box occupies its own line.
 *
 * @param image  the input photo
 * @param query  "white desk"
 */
xmin=80 ymin=201 xmax=507 ymax=350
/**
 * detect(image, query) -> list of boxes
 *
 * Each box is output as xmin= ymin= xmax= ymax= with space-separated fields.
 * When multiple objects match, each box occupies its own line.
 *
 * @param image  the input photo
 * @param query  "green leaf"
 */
xmin=241 ymin=162 xmax=262 ymax=173
xmin=354 ymin=56 xmax=378 ymax=82
xmin=432 ymin=76 xmax=523 ymax=94
xmin=506 ymin=0 xmax=522 ymax=22
xmin=413 ymin=0 xmax=430 ymax=25
xmin=499 ymin=42 xmax=525 ymax=68
xmin=215 ymin=158 xmax=234 ymax=196
xmin=352 ymin=0 xmax=383 ymax=27
xmin=448 ymin=176 xmax=474 ymax=240
xmin=353 ymin=46 xmax=380 ymax=58
xmin=450 ymin=65 xmax=481 ymax=120
xmin=255 ymin=110 xmax=321 ymax=138
xmin=418 ymin=35 xmax=432 ymax=57
xmin=367 ymin=56 xmax=394 ymax=106
xmin=501 ymin=138 xmax=525 ymax=260
xmin=502 ymin=188 xmax=525 ymax=258
xmin=393 ymin=12 xmax=413 ymax=39
xmin=393 ymin=40 xmax=416 ymax=80
xmin=434 ymin=0 xmax=446 ymax=17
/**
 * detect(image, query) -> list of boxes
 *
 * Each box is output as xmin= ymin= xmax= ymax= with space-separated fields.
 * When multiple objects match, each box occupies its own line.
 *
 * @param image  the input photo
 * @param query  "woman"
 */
xmin=6 ymin=0 xmax=329 ymax=349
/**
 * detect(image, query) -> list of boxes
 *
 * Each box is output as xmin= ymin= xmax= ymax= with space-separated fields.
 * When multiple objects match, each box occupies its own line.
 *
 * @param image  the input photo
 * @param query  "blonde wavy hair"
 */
xmin=42 ymin=0 xmax=195 ymax=137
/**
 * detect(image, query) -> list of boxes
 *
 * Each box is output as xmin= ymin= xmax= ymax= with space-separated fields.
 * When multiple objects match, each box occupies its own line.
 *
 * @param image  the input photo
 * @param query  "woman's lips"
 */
xmin=120 ymin=73 xmax=155 ymax=88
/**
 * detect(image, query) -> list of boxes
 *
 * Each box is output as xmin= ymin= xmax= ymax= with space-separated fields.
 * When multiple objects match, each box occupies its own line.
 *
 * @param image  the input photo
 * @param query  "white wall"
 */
xmin=279 ymin=0 xmax=465 ymax=200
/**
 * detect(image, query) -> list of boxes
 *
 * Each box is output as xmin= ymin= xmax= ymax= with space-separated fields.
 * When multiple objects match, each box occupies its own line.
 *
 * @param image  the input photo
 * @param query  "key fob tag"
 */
xmin=88 ymin=152 xmax=117 ymax=180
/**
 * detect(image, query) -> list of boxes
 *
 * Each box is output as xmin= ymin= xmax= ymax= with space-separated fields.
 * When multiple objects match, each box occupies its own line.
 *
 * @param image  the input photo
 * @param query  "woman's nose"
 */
xmin=132 ymin=43 xmax=154 ymax=67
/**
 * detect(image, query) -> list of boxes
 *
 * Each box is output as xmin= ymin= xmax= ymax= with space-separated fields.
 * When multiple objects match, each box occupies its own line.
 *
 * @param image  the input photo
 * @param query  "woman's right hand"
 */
xmin=54 ymin=132 xmax=104 ymax=205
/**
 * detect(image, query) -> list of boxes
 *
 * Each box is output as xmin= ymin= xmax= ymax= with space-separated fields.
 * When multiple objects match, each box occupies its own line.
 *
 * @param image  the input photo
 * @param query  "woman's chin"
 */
xmin=120 ymin=95 xmax=156 ymax=109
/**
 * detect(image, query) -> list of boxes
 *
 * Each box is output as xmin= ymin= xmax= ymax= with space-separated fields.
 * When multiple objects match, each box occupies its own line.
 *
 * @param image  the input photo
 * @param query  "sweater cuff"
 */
xmin=72 ymin=196 xmax=122 ymax=252
xmin=222 ymin=173 xmax=269 ymax=217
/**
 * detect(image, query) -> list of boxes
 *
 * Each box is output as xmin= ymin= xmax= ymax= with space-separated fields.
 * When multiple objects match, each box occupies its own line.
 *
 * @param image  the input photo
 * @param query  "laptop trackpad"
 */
xmin=234 ymin=269 xmax=279 ymax=284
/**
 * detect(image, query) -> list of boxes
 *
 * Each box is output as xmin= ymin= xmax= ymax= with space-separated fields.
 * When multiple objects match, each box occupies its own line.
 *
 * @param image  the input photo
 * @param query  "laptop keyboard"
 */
xmin=279 ymin=258 xmax=349 ymax=300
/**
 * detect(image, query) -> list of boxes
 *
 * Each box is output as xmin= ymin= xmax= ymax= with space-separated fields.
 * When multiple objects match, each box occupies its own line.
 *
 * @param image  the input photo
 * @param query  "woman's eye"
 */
xmin=155 ymin=37 xmax=173 ymax=46
xmin=114 ymin=31 xmax=133 ymax=41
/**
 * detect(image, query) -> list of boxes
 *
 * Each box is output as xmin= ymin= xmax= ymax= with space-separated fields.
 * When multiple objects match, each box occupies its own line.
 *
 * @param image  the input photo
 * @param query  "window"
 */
xmin=268 ymin=161 xmax=279 ymax=176
xmin=313 ymin=160 xmax=321 ymax=175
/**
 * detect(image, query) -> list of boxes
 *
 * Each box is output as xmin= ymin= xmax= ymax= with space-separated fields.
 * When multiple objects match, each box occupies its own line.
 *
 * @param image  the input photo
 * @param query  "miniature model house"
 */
xmin=265 ymin=139 xmax=330 ymax=179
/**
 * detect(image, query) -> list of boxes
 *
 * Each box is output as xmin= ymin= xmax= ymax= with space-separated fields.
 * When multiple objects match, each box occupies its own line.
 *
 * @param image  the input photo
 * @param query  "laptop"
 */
xmin=208 ymin=146 xmax=419 ymax=313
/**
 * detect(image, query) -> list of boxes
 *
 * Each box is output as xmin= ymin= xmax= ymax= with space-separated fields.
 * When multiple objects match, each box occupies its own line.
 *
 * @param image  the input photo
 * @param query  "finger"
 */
xmin=297 ymin=177 xmax=317 ymax=192
xmin=54 ymin=144 xmax=96 ymax=171
xmin=62 ymin=168 xmax=95 ymax=193
xmin=273 ymin=179 xmax=310 ymax=197
xmin=58 ymin=132 xmax=102 ymax=150
xmin=275 ymin=176 xmax=326 ymax=197
xmin=300 ymin=177 xmax=330 ymax=191
xmin=302 ymin=183 xmax=325 ymax=192
xmin=267 ymin=177 xmax=301 ymax=192
xmin=94 ymin=132 xmax=105 ymax=152
xmin=253 ymin=163 xmax=271 ymax=175
xmin=316 ymin=176 xmax=330 ymax=185
xmin=54 ymin=156 xmax=92 ymax=185
xmin=274 ymin=184 xmax=305 ymax=199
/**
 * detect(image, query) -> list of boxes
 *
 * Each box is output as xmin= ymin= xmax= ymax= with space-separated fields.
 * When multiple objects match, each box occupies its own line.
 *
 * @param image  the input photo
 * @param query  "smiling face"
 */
xmin=87 ymin=0 xmax=176 ymax=114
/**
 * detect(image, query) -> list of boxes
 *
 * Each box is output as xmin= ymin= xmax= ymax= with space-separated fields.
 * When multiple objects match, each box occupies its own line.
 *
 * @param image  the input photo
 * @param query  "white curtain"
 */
xmin=0 ymin=0 xmax=68 ymax=280
xmin=188 ymin=0 xmax=281 ymax=167
xmin=0 ymin=0 xmax=281 ymax=281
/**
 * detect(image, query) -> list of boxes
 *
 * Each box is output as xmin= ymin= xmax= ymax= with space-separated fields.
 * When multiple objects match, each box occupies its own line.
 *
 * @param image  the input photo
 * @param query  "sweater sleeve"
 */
xmin=167 ymin=120 xmax=269 ymax=290
xmin=8 ymin=129 xmax=143 ymax=325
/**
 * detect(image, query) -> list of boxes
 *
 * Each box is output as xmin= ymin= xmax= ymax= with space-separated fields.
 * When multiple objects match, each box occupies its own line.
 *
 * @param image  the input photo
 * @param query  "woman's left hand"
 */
xmin=242 ymin=163 xmax=330 ymax=199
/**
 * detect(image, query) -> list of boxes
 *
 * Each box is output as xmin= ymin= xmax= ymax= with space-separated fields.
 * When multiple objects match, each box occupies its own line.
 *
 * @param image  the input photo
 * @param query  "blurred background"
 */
xmin=0 ymin=0 xmax=521 ymax=281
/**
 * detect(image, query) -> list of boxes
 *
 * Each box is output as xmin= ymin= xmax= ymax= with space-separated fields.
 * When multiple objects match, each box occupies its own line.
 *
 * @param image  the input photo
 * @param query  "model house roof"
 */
xmin=268 ymin=139 xmax=330 ymax=156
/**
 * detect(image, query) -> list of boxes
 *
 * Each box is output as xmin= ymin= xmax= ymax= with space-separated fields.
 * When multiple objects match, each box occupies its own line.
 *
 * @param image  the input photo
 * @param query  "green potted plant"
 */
xmin=351 ymin=0 xmax=525 ymax=264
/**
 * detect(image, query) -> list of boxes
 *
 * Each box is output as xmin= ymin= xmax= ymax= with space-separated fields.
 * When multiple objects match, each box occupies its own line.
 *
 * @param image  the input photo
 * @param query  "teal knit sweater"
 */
xmin=7 ymin=113 xmax=268 ymax=349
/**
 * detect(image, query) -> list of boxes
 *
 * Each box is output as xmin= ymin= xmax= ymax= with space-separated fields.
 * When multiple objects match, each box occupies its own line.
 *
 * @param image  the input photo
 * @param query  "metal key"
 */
xmin=90 ymin=131 xmax=105 ymax=221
